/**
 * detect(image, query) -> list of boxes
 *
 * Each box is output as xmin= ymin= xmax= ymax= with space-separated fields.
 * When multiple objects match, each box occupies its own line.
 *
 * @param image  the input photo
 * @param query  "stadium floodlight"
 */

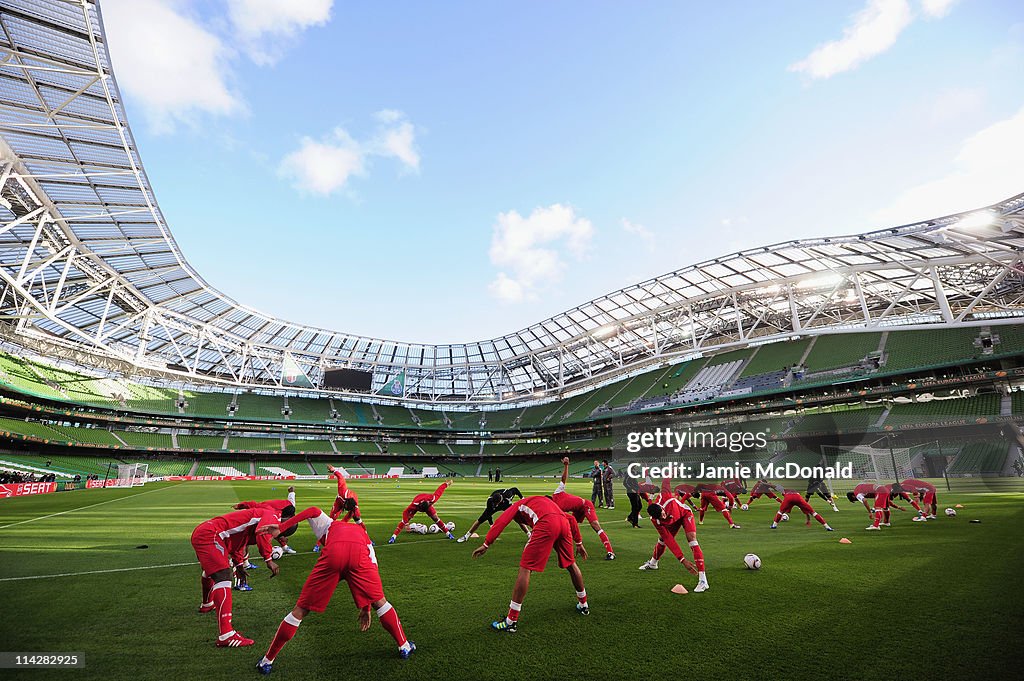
xmin=954 ymin=210 xmax=998 ymax=230
xmin=591 ymin=325 xmax=617 ymax=340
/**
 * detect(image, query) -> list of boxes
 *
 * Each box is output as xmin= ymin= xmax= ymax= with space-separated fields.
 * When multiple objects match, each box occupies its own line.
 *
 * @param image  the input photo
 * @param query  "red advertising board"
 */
xmin=0 ymin=481 xmax=57 ymax=498
xmin=162 ymin=475 xmax=296 ymax=482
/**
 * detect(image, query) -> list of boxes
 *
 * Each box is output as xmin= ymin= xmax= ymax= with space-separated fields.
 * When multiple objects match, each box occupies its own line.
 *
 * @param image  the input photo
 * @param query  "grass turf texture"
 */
xmin=0 ymin=478 xmax=1022 ymax=681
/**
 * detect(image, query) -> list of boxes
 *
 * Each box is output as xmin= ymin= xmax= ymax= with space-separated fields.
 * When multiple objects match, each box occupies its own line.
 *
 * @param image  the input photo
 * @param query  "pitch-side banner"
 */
xmin=0 ymin=481 xmax=57 ymax=499
xmin=85 ymin=479 xmax=124 ymax=488
xmin=163 ymin=475 xmax=297 ymax=481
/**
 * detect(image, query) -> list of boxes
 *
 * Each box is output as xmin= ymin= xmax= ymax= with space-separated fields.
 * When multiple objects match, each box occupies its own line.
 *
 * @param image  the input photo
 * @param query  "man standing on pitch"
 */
xmin=473 ymin=495 xmax=590 ymax=632
xmin=601 ymin=460 xmax=616 ymax=510
xmin=589 ymin=461 xmax=604 ymax=508
xmin=623 ymin=472 xmax=643 ymax=527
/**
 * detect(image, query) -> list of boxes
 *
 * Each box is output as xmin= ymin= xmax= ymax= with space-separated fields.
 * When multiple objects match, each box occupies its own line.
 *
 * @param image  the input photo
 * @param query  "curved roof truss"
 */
xmin=1 ymin=0 xmax=1024 ymax=403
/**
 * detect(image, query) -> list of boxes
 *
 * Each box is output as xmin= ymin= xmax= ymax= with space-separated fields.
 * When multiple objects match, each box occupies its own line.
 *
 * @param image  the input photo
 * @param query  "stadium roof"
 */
xmin=2 ymin=0 xmax=1024 ymax=403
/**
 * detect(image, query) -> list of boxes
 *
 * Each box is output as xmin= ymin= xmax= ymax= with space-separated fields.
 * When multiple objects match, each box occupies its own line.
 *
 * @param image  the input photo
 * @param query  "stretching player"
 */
xmin=744 ymin=478 xmax=784 ymax=510
xmin=899 ymin=478 xmax=938 ymax=519
xmin=472 ymin=495 xmax=590 ymax=632
xmin=804 ymin=477 xmax=840 ymax=512
xmin=638 ymin=480 xmax=709 ymax=593
xmin=190 ymin=508 xmax=281 ymax=647
xmin=327 ymin=465 xmax=362 ymax=523
xmin=695 ymin=482 xmax=741 ymax=528
xmin=554 ymin=458 xmax=616 ymax=559
xmin=457 ymin=487 xmax=527 ymax=542
xmin=255 ymin=506 xmax=415 ymax=674
xmin=770 ymin=489 xmax=834 ymax=531
xmin=234 ymin=486 xmax=299 ymax=554
xmin=388 ymin=480 xmax=455 ymax=543
xmin=721 ymin=478 xmax=746 ymax=509
xmin=846 ymin=482 xmax=878 ymax=517
xmin=865 ymin=483 xmax=896 ymax=531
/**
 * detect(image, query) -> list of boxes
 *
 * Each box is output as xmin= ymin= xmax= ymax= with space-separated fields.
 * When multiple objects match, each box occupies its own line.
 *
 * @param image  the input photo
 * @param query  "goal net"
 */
xmin=114 ymin=463 xmax=148 ymax=487
xmin=820 ymin=443 xmax=914 ymax=494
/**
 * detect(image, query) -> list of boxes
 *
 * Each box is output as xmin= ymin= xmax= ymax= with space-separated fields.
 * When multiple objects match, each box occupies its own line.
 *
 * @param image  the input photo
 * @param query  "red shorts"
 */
xmin=922 ymin=490 xmax=936 ymax=506
xmin=519 ymin=514 xmax=574 ymax=573
xmin=779 ymin=492 xmax=814 ymax=515
xmin=190 ymin=524 xmax=230 ymax=575
xmin=701 ymin=493 xmax=727 ymax=512
xmin=297 ymin=541 xmax=385 ymax=612
xmin=872 ymin=492 xmax=891 ymax=511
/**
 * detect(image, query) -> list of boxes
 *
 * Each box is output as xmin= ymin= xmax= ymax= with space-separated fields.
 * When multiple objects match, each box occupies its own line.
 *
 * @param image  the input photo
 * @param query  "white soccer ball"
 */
xmin=270 ymin=546 xmax=284 ymax=560
xmin=445 ymin=521 xmax=456 ymax=531
xmin=741 ymin=504 xmax=749 ymax=511
xmin=743 ymin=553 xmax=761 ymax=570
xmin=428 ymin=523 xmax=441 ymax=534
xmin=780 ymin=513 xmax=790 ymax=522
xmin=945 ymin=508 xmax=957 ymax=517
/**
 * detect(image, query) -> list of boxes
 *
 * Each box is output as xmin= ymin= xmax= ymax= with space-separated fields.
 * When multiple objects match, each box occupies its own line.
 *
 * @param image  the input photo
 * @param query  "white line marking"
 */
xmin=0 ymin=544 xmax=427 ymax=582
xmin=0 ymin=483 xmax=183 ymax=530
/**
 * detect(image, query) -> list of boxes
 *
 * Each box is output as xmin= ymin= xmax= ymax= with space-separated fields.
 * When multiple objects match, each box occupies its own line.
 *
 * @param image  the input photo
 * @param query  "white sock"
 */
xmin=698 ymin=571 xmax=707 ymax=582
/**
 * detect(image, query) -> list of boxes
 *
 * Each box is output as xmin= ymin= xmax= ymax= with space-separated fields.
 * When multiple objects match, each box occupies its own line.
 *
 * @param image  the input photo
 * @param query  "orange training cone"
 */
xmin=839 ymin=538 xmax=852 ymax=544
xmin=671 ymin=584 xmax=689 ymax=594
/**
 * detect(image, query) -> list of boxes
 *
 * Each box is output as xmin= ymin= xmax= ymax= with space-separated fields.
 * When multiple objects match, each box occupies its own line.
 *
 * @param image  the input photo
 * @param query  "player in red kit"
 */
xmin=846 ymin=482 xmax=878 ymax=517
xmin=865 ymin=483 xmax=896 ymax=530
xmin=327 ymin=465 xmax=362 ymax=523
xmin=472 ymin=495 xmax=589 ymax=632
xmin=388 ymin=480 xmax=455 ymax=543
xmin=899 ymin=478 xmax=938 ymax=519
xmin=233 ymin=486 xmax=298 ymax=555
xmin=637 ymin=480 xmax=710 ymax=592
xmin=769 ymin=489 xmax=834 ymax=531
xmin=743 ymin=478 xmax=784 ymax=510
xmin=695 ymin=482 xmax=741 ymax=528
xmin=721 ymin=478 xmax=746 ymax=509
xmin=254 ymin=507 xmax=414 ymax=674
xmin=190 ymin=508 xmax=281 ymax=648
xmin=553 ymin=458 xmax=616 ymax=559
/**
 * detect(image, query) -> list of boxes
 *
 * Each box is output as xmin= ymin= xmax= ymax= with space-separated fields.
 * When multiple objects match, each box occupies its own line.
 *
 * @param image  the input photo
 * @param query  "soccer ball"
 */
xmin=743 ymin=553 xmax=761 ymax=570
xmin=270 ymin=546 xmax=284 ymax=560
xmin=428 ymin=524 xmax=441 ymax=534
xmin=445 ymin=521 xmax=456 ymax=531
xmin=740 ymin=504 xmax=749 ymax=511
xmin=780 ymin=513 xmax=790 ymax=522
xmin=945 ymin=508 xmax=957 ymax=517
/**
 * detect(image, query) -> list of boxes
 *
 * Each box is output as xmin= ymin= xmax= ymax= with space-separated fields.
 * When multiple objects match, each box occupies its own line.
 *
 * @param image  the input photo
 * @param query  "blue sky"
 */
xmin=100 ymin=0 xmax=1024 ymax=344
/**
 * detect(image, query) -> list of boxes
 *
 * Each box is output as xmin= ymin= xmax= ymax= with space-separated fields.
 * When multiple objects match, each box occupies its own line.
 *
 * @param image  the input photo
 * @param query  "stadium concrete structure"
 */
xmin=1 ymin=1 xmax=1023 ymax=482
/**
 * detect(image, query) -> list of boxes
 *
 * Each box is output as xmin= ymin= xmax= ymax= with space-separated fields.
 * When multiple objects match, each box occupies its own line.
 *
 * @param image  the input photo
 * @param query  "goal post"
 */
xmin=115 ymin=463 xmax=148 ymax=487
xmin=820 ymin=441 xmax=916 ymax=494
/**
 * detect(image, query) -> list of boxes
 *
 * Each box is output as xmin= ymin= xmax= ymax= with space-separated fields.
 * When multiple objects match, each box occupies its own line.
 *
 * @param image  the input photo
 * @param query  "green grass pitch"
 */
xmin=1 ymin=477 xmax=1022 ymax=680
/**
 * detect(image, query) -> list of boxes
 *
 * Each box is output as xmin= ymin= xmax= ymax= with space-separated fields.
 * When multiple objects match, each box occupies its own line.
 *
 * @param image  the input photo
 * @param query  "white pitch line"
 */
xmin=0 ymin=483 xmax=183 ymax=530
xmin=0 ymin=541 xmax=442 ymax=583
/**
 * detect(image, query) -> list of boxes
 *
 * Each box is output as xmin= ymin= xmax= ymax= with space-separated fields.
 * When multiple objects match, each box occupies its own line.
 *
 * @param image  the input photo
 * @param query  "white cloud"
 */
xmin=227 ymin=0 xmax=334 ymax=65
xmin=278 ymin=128 xmax=364 ymax=196
xmin=101 ymin=0 xmax=243 ymax=132
xmin=920 ymin=0 xmax=958 ymax=19
xmin=369 ymin=111 xmax=420 ymax=171
xmin=871 ymin=105 xmax=1024 ymax=225
xmin=789 ymin=0 xmax=914 ymax=79
xmin=278 ymin=112 xmax=420 ymax=195
xmin=621 ymin=218 xmax=655 ymax=250
xmin=488 ymin=204 xmax=594 ymax=303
